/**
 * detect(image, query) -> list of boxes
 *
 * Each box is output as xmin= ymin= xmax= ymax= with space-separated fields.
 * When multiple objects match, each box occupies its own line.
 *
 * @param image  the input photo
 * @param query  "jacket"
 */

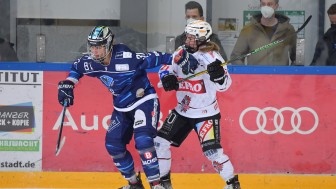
xmin=231 ymin=14 xmax=296 ymax=66
xmin=310 ymin=26 xmax=336 ymax=66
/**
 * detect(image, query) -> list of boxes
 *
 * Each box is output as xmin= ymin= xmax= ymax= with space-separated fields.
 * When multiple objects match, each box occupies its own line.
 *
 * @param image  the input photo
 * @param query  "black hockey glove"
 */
xmin=161 ymin=74 xmax=179 ymax=91
xmin=58 ymin=80 xmax=75 ymax=107
xmin=174 ymin=48 xmax=199 ymax=75
xmin=207 ymin=59 xmax=226 ymax=85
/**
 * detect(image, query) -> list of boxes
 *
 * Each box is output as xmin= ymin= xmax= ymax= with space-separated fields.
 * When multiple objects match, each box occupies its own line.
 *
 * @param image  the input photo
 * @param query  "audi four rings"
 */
xmin=239 ymin=107 xmax=319 ymax=135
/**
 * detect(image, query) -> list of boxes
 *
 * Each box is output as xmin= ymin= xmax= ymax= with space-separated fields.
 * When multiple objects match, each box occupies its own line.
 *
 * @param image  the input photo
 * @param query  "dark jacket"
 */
xmin=0 ymin=38 xmax=19 ymax=61
xmin=310 ymin=26 xmax=336 ymax=66
xmin=175 ymin=32 xmax=227 ymax=60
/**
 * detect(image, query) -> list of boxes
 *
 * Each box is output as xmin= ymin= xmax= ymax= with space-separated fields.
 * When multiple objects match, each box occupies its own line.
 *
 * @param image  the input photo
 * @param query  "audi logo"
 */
xmin=239 ymin=107 xmax=319 ymax=135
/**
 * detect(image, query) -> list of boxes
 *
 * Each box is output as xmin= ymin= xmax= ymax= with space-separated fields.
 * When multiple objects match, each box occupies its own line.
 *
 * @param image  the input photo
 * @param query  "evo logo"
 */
xmin=0 ymin=71 xmax=41 ymax=85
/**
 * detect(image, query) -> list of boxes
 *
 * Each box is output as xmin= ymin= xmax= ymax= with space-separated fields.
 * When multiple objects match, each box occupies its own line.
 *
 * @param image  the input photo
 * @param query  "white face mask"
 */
xmin=261 ymin=6 xmax=274 ymax=19
xmin=186 ymin=18 xmax=197 ymax=25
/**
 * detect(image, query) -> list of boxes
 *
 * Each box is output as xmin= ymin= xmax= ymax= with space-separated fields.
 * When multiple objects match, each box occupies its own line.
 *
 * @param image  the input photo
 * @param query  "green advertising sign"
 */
xmin=0 ymin=139 xmax=40 ymax=151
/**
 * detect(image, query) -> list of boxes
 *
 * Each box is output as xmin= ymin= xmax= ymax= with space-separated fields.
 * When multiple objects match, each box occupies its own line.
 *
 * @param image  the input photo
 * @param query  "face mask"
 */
xmin=261 ymin=6 xmax=274 ymax=19
xmin=186 ymin=18 xmax=196 ymax=25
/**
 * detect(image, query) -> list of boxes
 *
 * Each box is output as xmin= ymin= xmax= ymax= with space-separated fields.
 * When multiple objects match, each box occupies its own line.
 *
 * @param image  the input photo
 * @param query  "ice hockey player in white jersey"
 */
xmin=154 ymin=20 xmax=241 ymax=189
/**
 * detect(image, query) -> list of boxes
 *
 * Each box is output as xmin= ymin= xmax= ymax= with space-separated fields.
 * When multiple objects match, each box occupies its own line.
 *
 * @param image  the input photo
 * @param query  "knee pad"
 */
xmin=105 ymin=141 xmax=135 ymax=178
xmin=105 ymin=140 xmax=126 ymax=157
xmin=154 ymin=136 xmax=171 ymax=158
xmin=154 ymin=136 xmax=172 ymax=177
xmin=204 ymin=148 xmax=234 ymax=181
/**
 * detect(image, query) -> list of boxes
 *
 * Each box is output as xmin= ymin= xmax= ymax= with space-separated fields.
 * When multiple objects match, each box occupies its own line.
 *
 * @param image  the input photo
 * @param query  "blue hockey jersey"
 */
xmin=67 ymin=44 xmax=172 ymax=111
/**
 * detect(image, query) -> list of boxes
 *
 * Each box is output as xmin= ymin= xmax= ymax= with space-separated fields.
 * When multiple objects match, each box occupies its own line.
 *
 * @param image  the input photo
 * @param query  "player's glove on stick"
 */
xmin=161 ymin=74 xmax=179 ymax=91
xmin=207 ymin=59 xmax=226 ymax=85
xmin=58 ymin=80 xmax=74 ymax=107
xmin=174 ymin=48 xmax=199 ymax=75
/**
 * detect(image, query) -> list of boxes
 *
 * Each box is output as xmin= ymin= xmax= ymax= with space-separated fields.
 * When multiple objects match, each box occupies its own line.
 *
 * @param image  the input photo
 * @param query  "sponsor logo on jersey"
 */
xmin=179 ymin=79 xmax=206 ymax=94
xmin=198 ymin=120 xmax=214 ymax=142
xmin=123 ymin=52 xmax=132 ymax=58
xmin=107 ymin=116 xmax=120 ymax=133
xmin=115 ymin=52 xmax=123 ymax=59
xmin=136 ymin=88 xmax=145 ymax=98
xmin=213 ymin=160 xmax=224 ymax=172
xmin=115 ymin=51 xmax=132 ymax=59
xmin=100 ymin=75 xmax=114 ymax=87
xmin=144 ymin=151 xmax=153 ymax=159
xmin=141 ymin=151 xmax=156 ymax=166
xmin=136 ymin=53 xmax=147 ymax=59
xmin=180 ymin=95 xmax=191 ymax=112
xmin=141 ymin=156 xmax=158 ymax=165
xmin=134 ymin=120 xmax=144 ymax=127
xmin=134 ymin=110 xmax=146 ymax=129
xmin=115 ymin=64 xmax=129 ymax=71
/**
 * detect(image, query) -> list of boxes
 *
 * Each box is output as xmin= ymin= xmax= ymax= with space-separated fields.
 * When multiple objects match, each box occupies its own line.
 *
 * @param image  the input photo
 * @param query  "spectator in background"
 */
xmin=231 ymin=0 xmax=297 ymax=66
xmin=0 ymin=38 xmax=19 ymax=61
xmin=310 ymin=3 xmax=336 ymax=66
xmin=175 ymin=1 xmax=228 ymax=60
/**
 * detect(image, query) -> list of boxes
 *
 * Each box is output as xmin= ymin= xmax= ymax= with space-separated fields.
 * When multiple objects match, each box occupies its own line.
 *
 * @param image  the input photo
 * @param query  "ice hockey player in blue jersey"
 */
xmin=57 ymin=26 xmax=172 ymax=189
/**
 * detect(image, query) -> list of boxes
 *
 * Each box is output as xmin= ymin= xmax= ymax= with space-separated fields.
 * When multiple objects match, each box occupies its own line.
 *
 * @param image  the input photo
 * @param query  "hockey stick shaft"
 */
xmin=55 ymin=100 xmax=67 ymax=156
xmin=177 ymin=15 xmax=312 ymax=83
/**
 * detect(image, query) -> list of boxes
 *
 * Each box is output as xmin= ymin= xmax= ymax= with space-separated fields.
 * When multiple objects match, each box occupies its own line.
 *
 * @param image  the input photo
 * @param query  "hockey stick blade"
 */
xmin=176 ymin=15 xmax=312 ymax=83
xmin=55 ymin=100 xmax=68 ymax=156
xmin=55 ymin=136 xmax=66 ymax=156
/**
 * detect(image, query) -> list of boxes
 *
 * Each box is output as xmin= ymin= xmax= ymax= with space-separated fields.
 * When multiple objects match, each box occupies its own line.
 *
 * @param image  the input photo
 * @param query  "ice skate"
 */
xmin=224 ymin=175 xmax=241 ymax=189
xmin=160 ymin=172 xmax=173 ymax=189
xmin=150 ymin=183 xmax=166 ymax=189
xmin=118 ymin=172 xmax=145 ymax=189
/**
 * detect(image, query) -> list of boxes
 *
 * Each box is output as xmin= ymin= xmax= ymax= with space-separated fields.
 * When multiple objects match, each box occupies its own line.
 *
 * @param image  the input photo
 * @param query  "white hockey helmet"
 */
xmin=185 ymin=20 xmax=212 ymax=43
xmin=87 ymin=26 xmax=114 ymax=62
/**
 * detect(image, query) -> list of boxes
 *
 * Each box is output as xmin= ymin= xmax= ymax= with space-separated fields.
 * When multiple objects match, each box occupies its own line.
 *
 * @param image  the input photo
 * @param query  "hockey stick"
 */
xmin=55 ymin=100 xmax=67 ymax=156
xmin=175 ymin=15 xmax=312 ymax=83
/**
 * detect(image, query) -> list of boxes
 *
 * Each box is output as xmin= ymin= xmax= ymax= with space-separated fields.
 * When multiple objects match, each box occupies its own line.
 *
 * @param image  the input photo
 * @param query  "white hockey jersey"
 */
xmin=159 ymin=48 xmax=232 ymax=118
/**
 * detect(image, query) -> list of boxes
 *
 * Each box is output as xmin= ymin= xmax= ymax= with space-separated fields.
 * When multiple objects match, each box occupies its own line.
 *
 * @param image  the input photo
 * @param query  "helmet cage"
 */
xmin=87 ymin=26 xmax=114 ymax=62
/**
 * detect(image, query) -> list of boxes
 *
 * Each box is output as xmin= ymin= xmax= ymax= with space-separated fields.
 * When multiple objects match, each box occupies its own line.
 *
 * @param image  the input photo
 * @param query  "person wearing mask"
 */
xmin=231 ymin=0 xmax=297 ymax=65
xmin=310 ymin=3 xmax=336 ymax=66
xmin=175 ymin=1 xmax=228 ymax=60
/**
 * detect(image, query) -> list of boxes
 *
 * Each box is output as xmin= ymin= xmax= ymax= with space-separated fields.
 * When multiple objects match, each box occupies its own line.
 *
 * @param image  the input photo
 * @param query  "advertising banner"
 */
xmin=42 ymin=72 xmax=336 ymax=174
xmin=0 ymin=71 xmax=43 ymax=171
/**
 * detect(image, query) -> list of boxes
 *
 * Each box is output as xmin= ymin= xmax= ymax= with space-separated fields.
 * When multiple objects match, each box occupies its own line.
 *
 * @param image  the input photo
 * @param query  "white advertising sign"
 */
xmin=0 ymin=71 xmax=43 ymax=171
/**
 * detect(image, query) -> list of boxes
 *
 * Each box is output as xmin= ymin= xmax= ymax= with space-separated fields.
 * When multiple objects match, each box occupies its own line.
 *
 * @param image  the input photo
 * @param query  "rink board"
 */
xmin=41 ymin=68 xmax=336 ymax=174
xmin=0 ymin=63 xmax=336 ymax=188
xmin=1 ymin=172 xmax=336 ymax=189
